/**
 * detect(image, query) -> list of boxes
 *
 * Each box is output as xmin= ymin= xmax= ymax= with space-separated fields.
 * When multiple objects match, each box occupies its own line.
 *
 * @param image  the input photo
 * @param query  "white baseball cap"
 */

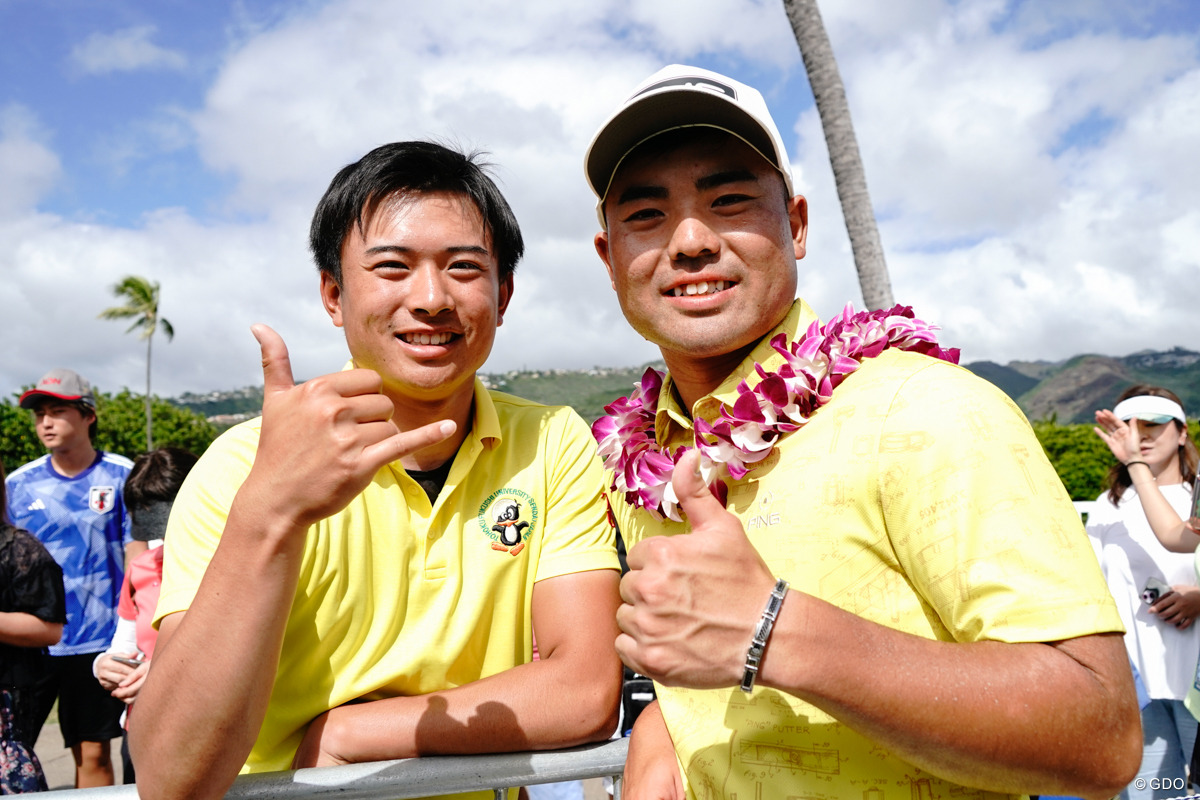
xmin=585 ymin=64 xmax=795 ymax=225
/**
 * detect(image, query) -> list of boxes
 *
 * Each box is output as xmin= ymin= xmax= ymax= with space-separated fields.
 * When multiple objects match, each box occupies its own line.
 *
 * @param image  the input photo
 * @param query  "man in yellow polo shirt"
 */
xmin=129 ymin=141 xmax=621 ymax=799
xmin=584 ymin=65 xmax=1140 ymax=800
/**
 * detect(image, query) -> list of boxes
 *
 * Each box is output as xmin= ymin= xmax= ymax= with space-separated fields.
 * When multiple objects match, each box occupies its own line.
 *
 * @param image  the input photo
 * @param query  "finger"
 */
xmin=671 ymin=450 xmax=731 ymax=531
xmin=1127 ymin=417 xmax=1140 ymax=438
xmin=619 ymin=569 xmax=641 ymax=604
xmin=252 ymin=323 xmax=296 ymax=397
xmin=614 ymin=632 xmax=644 ymax=674
xmin=360 ymin=419 xmax=457 ymax=472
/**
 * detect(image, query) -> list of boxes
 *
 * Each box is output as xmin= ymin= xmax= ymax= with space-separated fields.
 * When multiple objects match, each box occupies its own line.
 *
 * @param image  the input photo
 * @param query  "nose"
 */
xmin=409 ymin=265 xmax=453 ymax=316
xmin=668 ymin=216 xmax=720 ymax=262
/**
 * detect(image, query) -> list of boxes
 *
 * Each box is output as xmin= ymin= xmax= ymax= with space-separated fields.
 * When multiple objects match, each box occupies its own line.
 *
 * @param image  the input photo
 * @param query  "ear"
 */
xmin=594 ymin=231 xmax=618 ymax=291
xmin=496 ymin=272 xmax=515 ymax=327
xmin=788 ymin=195 xmax=809 ymax=261
xmin=320 ymin=271 xmax=344 ymax=328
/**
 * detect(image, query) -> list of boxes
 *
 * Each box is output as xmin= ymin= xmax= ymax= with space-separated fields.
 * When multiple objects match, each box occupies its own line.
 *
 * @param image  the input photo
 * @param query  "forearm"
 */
xmin=1128 ymin=462 xmax=1200 ymax=552
xmin=0 ymin=611 xmax=62 ymax=647
xmin=315 ymin=656 xmax=620 ymax=763
xmin=128 ymin=493 xmax=308 ymax=800
xmin=623 ymin=700 xmax=684 ymax=800
xmin=310 ymin=569 xmax=623 ymax=765
xmin=758 ymin=595 xmax=1140 ymax=799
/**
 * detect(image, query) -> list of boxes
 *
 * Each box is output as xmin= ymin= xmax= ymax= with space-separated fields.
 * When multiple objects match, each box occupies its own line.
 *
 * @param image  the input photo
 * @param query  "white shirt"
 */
xmin=1087 ymin=482 xmax=1200 ymax=699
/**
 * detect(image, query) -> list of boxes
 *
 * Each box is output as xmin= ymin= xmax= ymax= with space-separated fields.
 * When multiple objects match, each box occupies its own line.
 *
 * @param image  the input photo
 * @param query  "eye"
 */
xmin=621 ymin=207 xmax=664 ymax=223
xmin=449 ymin=259 xmax=484 ymax=271
xmin=713 ymin=193 xmax=753 ymax=207
xmin=369 ymin=259 xmax=409 ymax=272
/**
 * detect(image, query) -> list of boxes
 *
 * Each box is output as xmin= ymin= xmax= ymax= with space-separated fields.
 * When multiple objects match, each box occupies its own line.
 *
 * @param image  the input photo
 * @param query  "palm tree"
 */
xmin=783 ymin=0 xmax=895 ymax=310
xmin=99 ymin=275 xmax=174 ymax=451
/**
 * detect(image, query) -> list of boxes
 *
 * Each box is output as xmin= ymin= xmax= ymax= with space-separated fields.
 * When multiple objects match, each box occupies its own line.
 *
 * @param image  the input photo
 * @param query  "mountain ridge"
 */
xmin=172 ymin=347 xmax=1200 ymax=428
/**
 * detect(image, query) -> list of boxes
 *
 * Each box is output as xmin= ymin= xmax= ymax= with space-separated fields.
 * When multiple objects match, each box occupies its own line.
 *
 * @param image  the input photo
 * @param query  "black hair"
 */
xmin=309 ymin=141 xmax=524 ymax=285
xmin=125 ymin=447 xmax=199 ymax=509
xmin=1105 ymin=384 xmax=1198 ymax=504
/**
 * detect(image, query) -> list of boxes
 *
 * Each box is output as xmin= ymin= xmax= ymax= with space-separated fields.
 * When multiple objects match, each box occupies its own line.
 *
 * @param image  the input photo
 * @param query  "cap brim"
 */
xmin=18 ymin=389 xmax=92 ymax=410
xmin=1124 ymin=413 xmax=1176 ymax=424
xmin=586 ymin=90 xmax=780 ymax=202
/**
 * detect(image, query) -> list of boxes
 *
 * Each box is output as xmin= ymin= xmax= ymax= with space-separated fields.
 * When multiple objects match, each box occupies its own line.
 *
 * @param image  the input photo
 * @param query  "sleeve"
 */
xmin=7 ymin=529 xmax=67 ymax=624
xmin=533 ymin=408 xmax=620 ymax=582
xmin=154 ymin=421 xmax=261 ymax=627
xmin=105 ymin=616 xmax=139 ymax=656
xmin=877 ymin=359 xmax=1123 ymax=644
xmin=116 ymin=570 xmax=136 ymax=621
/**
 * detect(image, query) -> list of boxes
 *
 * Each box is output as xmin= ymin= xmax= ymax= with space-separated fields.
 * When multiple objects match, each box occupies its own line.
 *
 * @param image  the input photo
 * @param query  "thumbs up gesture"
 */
xmin=615 ymin=450 xmax=780 ymax=689
xmin=236 ymin=324 xmax=456 ymax=534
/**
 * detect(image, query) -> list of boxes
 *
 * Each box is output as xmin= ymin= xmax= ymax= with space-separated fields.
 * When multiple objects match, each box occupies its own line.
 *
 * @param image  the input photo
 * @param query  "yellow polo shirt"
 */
xmin=157 ymin=380 xmax=618 ymax=773
xmin=609 ymin=300 xmax=1123 ymax=800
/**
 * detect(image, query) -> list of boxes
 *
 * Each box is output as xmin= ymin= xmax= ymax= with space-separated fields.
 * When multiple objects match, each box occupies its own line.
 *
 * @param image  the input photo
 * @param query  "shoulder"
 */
xmin=99 ymin=452 xmax=135 ymax=470
xmin=847 ymin=350 xmax=1021 ymax=421
xmin=488 ymin=390 xmax=592 ymax=435
xmin=0 ymin=523 xmax=60 ymax=572
xmin=6 ymin=455 xmax=51 ymax=484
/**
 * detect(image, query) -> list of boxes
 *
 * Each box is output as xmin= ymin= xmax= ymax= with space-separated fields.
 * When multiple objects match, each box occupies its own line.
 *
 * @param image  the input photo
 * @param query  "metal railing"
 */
xmin=38 ymin=738 xmax=628 ymax=800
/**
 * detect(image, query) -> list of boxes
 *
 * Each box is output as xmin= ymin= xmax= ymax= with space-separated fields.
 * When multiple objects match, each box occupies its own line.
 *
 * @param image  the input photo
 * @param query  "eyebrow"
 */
xmin=364 ymin=244 xmax=491 ymax=257
xmin=613 ymin=168 xmax=761 ymax=207
xmin=695 ymin=169 xmax=758 ymax=191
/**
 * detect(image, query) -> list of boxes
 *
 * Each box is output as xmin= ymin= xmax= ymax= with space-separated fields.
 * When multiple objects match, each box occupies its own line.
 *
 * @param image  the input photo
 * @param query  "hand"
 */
xmin=95 ymin=653 xmax=137 ymax=691
xmin=240 ymin=325 xmax=456 ymax=532
xmin=112 ymin=660 xmax=151 ymax=703
xmin=624 ymin=702 xmax=684 ymax=800
xmin=1151 ymin=585 xmax=1200 ymax=630
xmin=615 ymin=450 xmax=777 ymax=688
xmin=292 ymin=708 xmax=352 ymax=769
xmin=1093 ymin=410 xmax=1141 ymax=466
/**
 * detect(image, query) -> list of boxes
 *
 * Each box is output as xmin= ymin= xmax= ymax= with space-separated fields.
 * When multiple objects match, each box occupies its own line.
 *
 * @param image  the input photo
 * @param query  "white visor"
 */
xmin=1113 ymin=395 xmax=1186 ymax=425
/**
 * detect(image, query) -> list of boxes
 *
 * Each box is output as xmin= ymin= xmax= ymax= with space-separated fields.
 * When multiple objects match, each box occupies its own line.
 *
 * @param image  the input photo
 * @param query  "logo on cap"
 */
xmin=634 ymin=76 xmax=737 ymax=101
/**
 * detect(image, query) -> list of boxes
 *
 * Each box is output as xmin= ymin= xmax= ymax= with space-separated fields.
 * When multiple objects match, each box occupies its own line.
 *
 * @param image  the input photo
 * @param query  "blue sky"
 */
xmin=2 ymin=0 xmax=1199 ymax=401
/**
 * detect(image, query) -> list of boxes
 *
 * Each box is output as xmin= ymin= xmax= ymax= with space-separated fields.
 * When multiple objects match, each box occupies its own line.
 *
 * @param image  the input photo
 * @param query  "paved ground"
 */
xmin=34 ymin=722 xmax=125 ymax=791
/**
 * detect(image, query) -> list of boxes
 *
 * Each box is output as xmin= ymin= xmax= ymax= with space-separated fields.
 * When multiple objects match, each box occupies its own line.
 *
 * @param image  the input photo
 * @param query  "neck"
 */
xmin=661 ymin=342 xmax=758 ymax=412
xmin=1149 ymin=456 xmax=1183 ymax=485
xmin=388 ymin=383 xmax=476 ymax=471
xmin=50 ymin=442 xmax=98 ymax=478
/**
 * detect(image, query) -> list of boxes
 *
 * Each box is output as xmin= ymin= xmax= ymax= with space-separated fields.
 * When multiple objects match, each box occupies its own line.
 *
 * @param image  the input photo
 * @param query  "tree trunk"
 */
xmin=783 ymin=0 xmax=895 ymax=310
xmin=145 ymin=334 xmax=153 ymax=452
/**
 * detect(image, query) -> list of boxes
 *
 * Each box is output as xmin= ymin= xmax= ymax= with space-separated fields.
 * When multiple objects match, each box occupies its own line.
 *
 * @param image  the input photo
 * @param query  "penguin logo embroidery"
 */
xmin=492 ymin=500 xmax=529 ymax=546
xmin=477 ymin=489 xmax=539 ymax=557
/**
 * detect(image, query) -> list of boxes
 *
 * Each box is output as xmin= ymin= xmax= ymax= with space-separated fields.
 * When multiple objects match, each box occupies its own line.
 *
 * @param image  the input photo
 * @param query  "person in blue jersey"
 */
xmin=4 ymin=368 xmax=132 ymax=788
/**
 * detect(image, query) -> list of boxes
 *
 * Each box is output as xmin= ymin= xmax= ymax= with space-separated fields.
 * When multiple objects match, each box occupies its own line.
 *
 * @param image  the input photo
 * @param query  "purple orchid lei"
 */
xmin=592 ymin=304 xmax=960 ymax=521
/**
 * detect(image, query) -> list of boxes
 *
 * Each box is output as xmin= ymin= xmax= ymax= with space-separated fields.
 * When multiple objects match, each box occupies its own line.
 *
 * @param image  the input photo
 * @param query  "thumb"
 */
xmin=252 ymin=323 xmax=296 ymax=397
xmin=672 ymin=449 xmax=733 ymax=532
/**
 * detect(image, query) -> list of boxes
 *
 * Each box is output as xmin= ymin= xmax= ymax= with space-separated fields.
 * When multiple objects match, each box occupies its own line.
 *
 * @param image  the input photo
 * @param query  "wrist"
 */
xmin=740 ymin=579 xmax=789 ymax=692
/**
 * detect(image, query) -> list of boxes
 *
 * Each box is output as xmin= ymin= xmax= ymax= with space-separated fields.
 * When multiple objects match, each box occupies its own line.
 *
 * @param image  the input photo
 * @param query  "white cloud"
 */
xmin=0 ymin=105 xmax=61 ymax=220
xmin=70 ymin=25 xmax=186 ymax=75
xmin=4 ymin=0 xmax=1200 ymax=403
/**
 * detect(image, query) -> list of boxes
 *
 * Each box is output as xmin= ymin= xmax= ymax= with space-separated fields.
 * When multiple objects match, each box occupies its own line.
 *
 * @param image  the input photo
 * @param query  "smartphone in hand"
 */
xmin=1190 ymin=474 xmax=1200 ymax=521
xmin=1143 ymin=577 xmax=1173 ymax=605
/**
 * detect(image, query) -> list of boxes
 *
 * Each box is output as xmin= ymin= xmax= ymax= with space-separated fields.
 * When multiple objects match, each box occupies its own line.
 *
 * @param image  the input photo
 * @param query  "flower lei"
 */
xmin=592 ymin=304 xmax=960 ymax=521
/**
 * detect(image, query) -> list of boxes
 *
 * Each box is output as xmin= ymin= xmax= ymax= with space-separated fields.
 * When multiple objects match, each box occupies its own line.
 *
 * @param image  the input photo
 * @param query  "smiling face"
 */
xmin=321 ymin=190 xmax=512 ymax=411
xmin=594 ymin=130 xmax=806 ymax=397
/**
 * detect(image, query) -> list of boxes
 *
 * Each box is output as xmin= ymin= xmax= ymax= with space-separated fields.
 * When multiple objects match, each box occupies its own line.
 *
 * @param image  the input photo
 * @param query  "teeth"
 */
xmin=672 ymin=280 xmax=727 ymax=297
xmin=403 ymin=332 xmax=453 ymax=345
